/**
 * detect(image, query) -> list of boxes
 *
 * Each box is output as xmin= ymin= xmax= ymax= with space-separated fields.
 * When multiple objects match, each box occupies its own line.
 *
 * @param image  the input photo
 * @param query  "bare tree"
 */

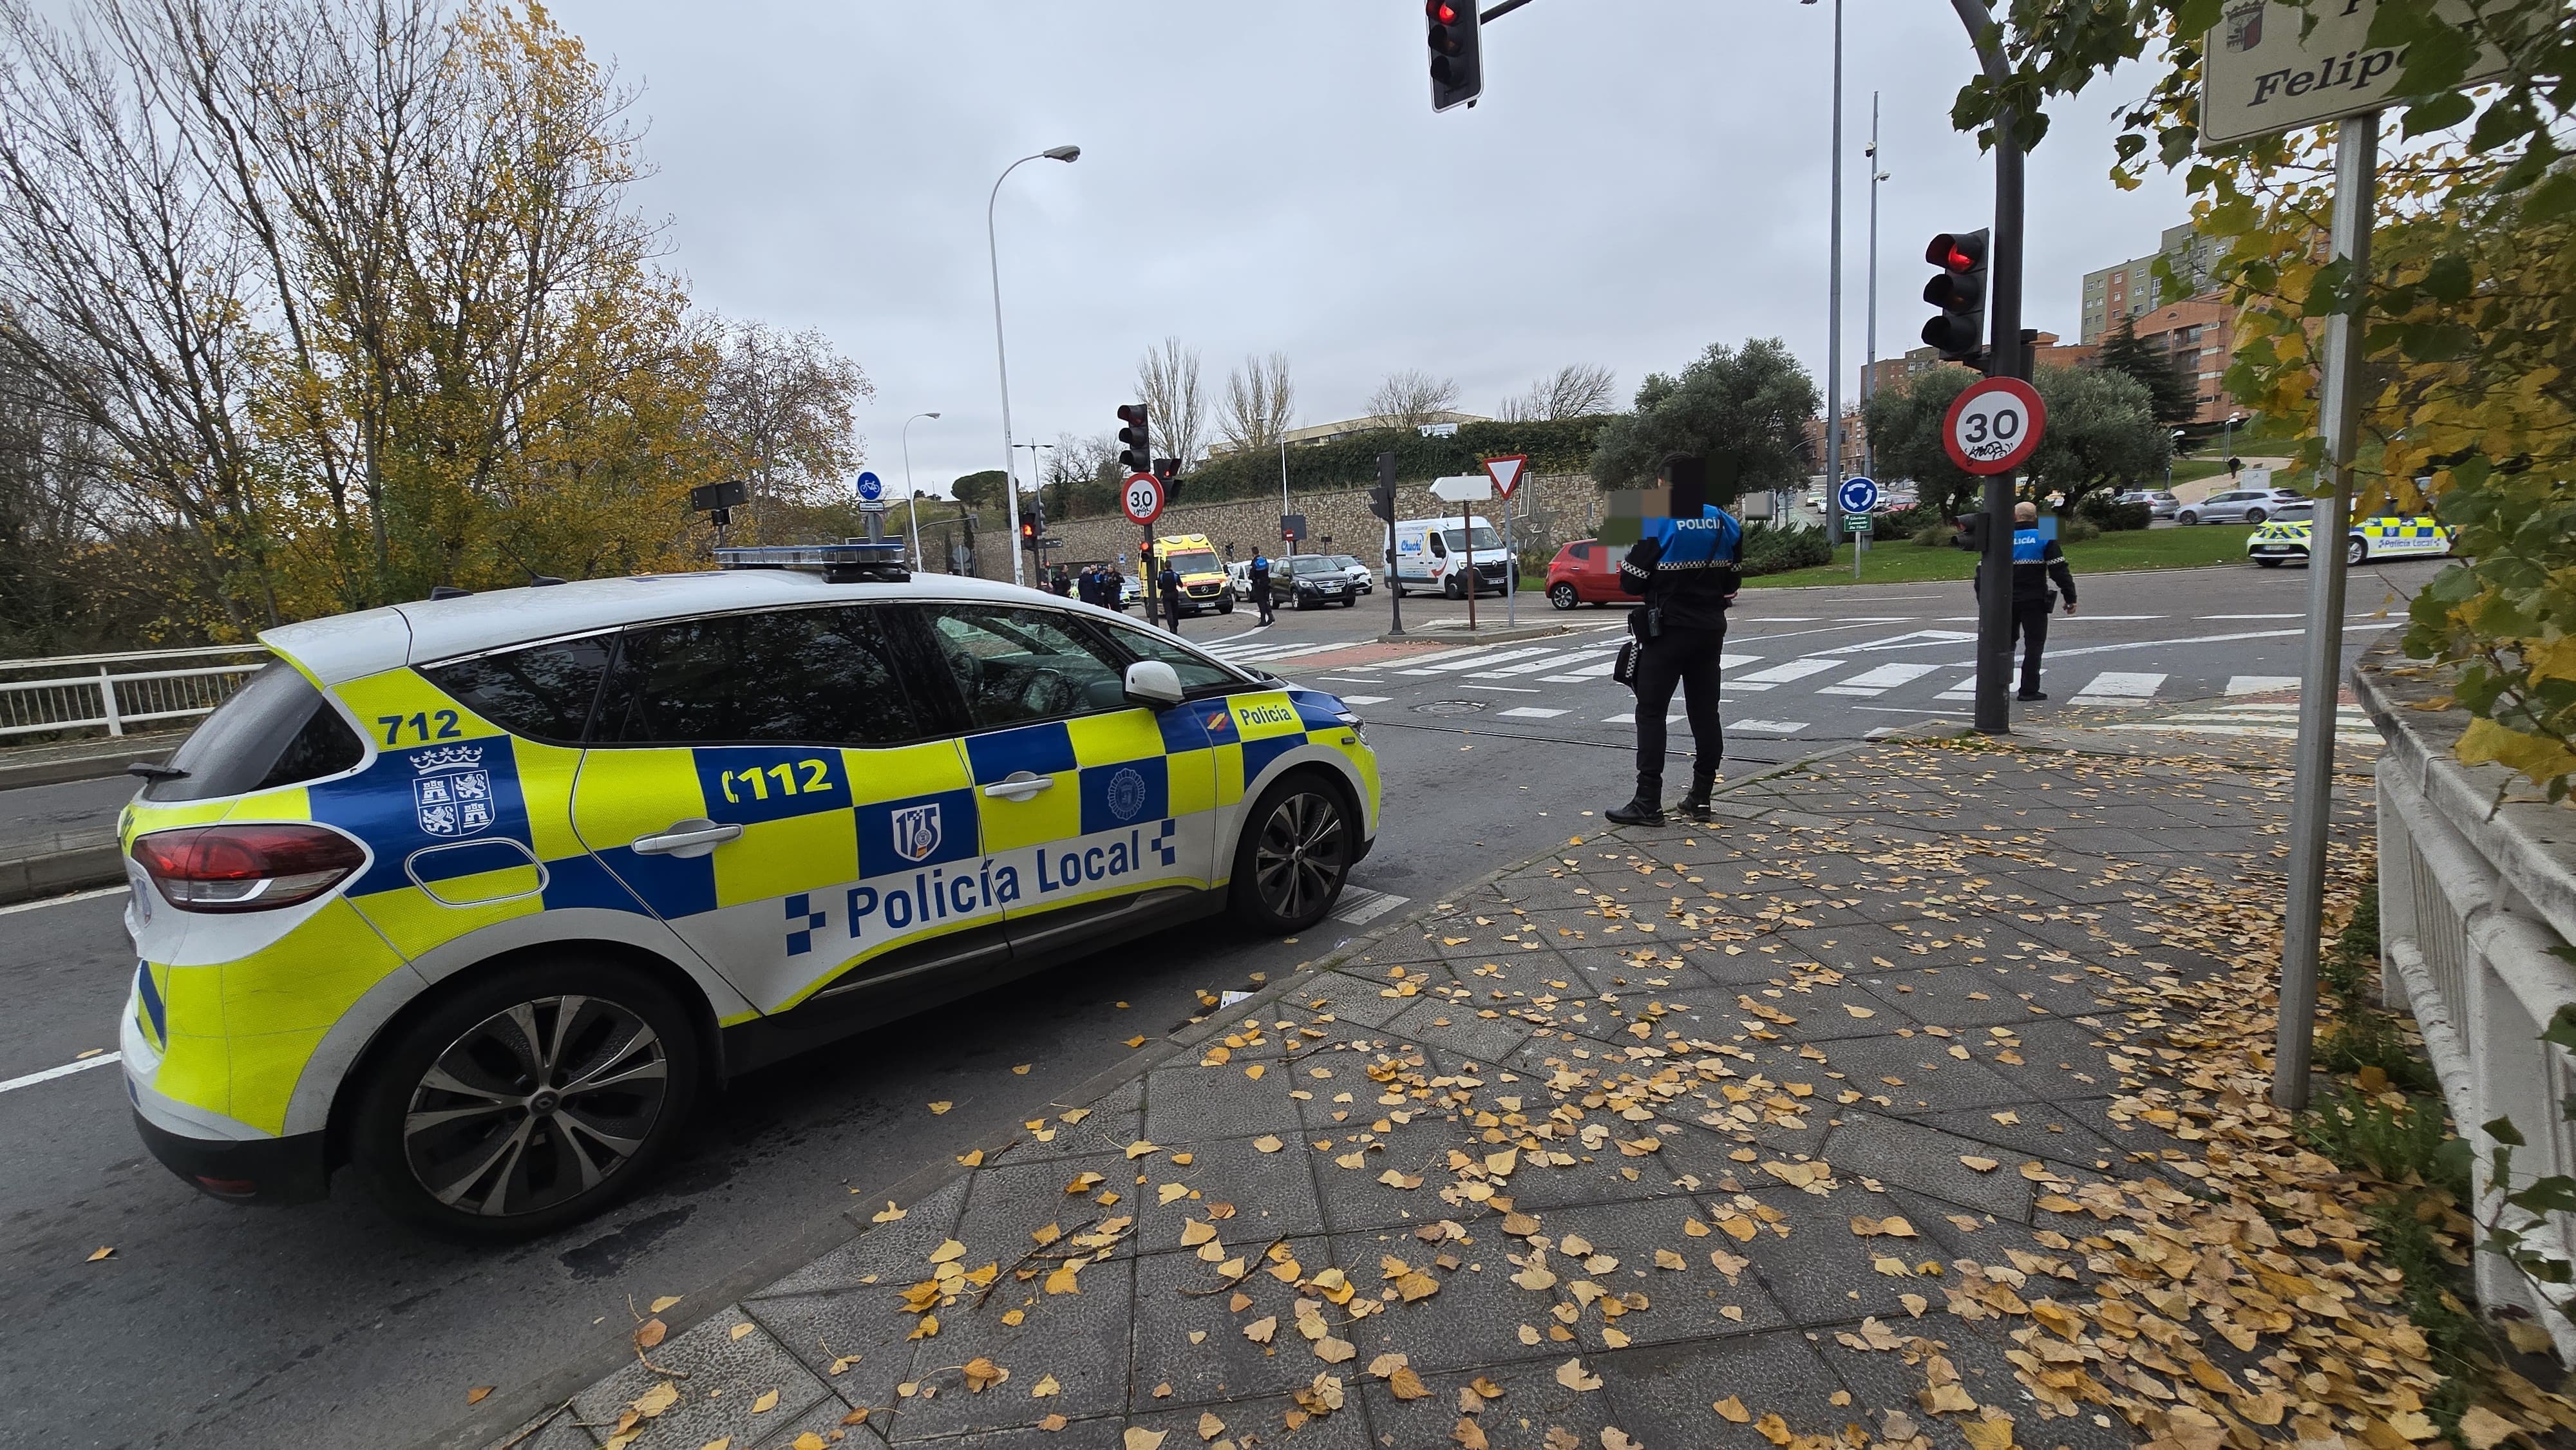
xmin=1367 ymin=369 xmax=1460 ymax=430
xmin=1135 ymin=336 xmax=1205 ymax=469
xmin=1497 ymin=364 xmax=1618 ymax=422
xmin=705 ymin=321 xmax=873 ymax=526
xmin=1218 ymin=351 xmax=1296 ymax=455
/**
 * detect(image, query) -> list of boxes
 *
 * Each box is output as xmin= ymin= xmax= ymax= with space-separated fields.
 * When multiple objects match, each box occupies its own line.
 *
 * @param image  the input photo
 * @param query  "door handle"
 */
xmin=981 ymin=771 xmax=1056 ymax=801
xmin=630 ymin=819 xmax=744 ymax=858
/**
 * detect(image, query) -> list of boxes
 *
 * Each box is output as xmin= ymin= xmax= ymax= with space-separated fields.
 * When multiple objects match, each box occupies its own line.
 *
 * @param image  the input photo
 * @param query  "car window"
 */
xmin=917 ymin=603 xmax=1130 ymax=731
xmin=1101 ymin=623 xmax=1242 ymax=694
xmin=421 ymin=636 xmax=614 ymax=746
xmin=593 ymin=605 xmax=923 ymax=748
xmin=146 ymin=660 xmax=365 ymax=801
xmin=1569 ymin=542 xmax=1591 ymax=560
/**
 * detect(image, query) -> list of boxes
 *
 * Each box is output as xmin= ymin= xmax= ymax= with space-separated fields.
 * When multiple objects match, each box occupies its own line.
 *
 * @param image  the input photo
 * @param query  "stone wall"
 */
xmin=981 ymin=473 xmax=1611 ymax=581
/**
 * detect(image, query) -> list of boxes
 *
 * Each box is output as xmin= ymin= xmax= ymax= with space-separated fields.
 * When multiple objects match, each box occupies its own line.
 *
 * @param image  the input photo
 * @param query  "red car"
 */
xmin=1544 ymin=538 xmax=1633 ymax=609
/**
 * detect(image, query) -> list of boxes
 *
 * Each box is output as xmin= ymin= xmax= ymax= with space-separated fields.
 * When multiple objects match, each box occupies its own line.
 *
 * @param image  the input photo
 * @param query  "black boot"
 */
xmin=1606 ymin=776 xmax=1665 ymax=827
xmin=1674 ymin=771 xmax=1716 ymax=822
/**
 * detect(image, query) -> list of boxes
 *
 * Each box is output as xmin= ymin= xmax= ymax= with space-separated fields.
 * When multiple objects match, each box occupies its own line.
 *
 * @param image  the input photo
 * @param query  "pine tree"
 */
xmin=2093 ymin=316 xmax=2199 ymax=429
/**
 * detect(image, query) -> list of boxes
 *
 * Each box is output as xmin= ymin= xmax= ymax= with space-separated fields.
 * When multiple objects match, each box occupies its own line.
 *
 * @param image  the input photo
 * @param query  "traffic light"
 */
xmin=1372 ymin=451 xmax=1399 ymax=523
xmin=1116 ymin=404 xmax=1150 ymax=475
xmin=1426 ymin=0 xmax=1481 ymax=113
xmin=1018 ymin=511 xmax=1037 ymax=549
xmin=1920 ymin=229 xmax=1989 ymax=364
xmin=1153 ymin=457 xmax=1179 ymax=500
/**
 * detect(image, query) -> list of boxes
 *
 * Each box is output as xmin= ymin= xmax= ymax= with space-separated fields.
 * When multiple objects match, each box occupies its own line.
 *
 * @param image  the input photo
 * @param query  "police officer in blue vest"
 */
xmin=1607 ymin=455 xmax=1744 ymax=827
xmin=1249 ymin=550 xmax=1276 ymax=626
xmin=1978 ymin=500 xmax=2080 ymax=701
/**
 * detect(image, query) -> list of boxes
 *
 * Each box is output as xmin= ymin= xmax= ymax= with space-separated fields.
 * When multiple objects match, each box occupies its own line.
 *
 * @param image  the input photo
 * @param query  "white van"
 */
xmin=1388 ymin=515 xmax=1512 ymax=598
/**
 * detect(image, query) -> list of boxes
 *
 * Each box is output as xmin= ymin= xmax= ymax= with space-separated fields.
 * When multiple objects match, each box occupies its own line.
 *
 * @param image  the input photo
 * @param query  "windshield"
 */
xmin=1440 ymin=527 xmax=1504 ymax=552
xmin=1291 ymin=556 xmax=1341 ymax=575
xmin=1327 ymin=555 xmax=1361 ymax=569
xmin=1164 ymin=550 xmax=1222 ymax=576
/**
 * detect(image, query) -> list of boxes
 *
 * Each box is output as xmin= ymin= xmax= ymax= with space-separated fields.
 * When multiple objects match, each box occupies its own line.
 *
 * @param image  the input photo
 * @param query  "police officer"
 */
xmin=1249 ymin=549 xmax=1276 ymax=626
xmin=1607 ymin=455 xmax=1743 ymax=827
xmin=1977 ymin=500 xmax=2079 ymax=701
xmin=1158 ymin=555 xmax=1185 ymax=634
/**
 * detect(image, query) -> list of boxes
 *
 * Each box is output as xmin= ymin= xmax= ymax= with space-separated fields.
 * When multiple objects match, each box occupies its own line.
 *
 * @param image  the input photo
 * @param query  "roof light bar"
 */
xmin=715 ymin=541 xmax=911 ymax=584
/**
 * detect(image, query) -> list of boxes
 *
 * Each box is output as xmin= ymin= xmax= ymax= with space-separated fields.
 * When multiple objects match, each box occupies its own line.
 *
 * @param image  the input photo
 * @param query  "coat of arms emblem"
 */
xmin=1105 ymin=766 xmax=1150 ymax=823
xmin=2222 ymin=0 xmax=2264 ymax=52
xmin=410 ymin=746 xmax=494 ymax=838
xmin=891 ymin=802 xmax=942 ymax=863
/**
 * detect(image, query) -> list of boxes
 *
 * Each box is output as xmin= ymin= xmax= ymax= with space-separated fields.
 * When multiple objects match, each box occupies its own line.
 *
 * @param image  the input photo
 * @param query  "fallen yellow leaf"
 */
xmin=649 ymin=1294 xmax=683 ymax=1313
xmin=1714 ymin=1396 xmax=1750 ymax=1422
xmin=871 ymin=1201 xmax=906 ymax=1223
xmin=750 ymin=1388 xmax=780 ymax=1413
xmin=928 ymin=1101 xmax=952 ymax=1115
xmin=1555 ymin=1359 xmax=1602 ymax=1392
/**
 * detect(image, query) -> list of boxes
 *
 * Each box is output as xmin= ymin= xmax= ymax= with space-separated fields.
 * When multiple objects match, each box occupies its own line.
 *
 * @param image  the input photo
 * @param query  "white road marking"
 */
xmin=2199 ymin=614 xmax=2302 ymax=620
xmin=1731 ymin=658 xmax=1843 ymax=690
xmin=1336 ymin=695 xmax=1391 ymax=706
xmin=1468 ymin=643 xmax=1622 ymax=679
xmin=1819 ymin=663 xmax=1939 ymax=697
xmin=2226 ymin=675 xmax=2300 ymax=695
xmin=1935 ymin=674 xmax=1980 ymax=700
xmin=1458 ymin=684 xmax=1542 ymax=693
xmin=1603 ymin=713 xmax=1686 ymax=724
xmin=0 ymin=884 xmax=126 ymax=917
xmin=1932 ymin=621 xmax=2396 ymax=667
xmin=0 ymin=1051 xmax=121 ymax=1094
xmin=1541 ymin=660 xmax=1621 ymax=683
xmin=1334 ymin=888 xmax=1412 ymax=926
xmin=1732 ymin=720 xmax=1809 ymax=734
xmin=1497 ymin=706 xmax=1569 ymax=719
xmin=1401 ymin=646 xmax=1555 ymax=676
xmin=1314 ymin=675 xmax=1382 ymax=685
xmin=1814 ymin=629 xmax=1977 ymax=656
xmin=1716 ymin=654 xmax=1762 ymax=672
xmin=2072 ymin=671 xmax=2167 ymax=702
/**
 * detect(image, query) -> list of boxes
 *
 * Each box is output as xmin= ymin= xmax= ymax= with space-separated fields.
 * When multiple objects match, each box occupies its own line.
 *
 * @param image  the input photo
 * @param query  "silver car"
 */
xmin=2114 ymin=489 xmax=2181 ymax=521
xmin=2175 ymin=487 xmax=2304 ymax=525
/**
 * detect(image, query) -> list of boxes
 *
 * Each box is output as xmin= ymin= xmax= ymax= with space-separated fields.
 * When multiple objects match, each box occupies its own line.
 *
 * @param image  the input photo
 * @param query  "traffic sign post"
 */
xmin=1836 ymin=475 xmax=1880 ymax=577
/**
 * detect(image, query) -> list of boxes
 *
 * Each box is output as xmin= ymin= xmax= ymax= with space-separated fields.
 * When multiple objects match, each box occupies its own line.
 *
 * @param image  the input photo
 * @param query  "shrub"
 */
xmin=1876 ymin=503 xmax=1935 ymax=538
xmin=2078 ymin=494 xmax=2154 ymax=532
xmin=1739 ymin=522 xmax=1833 ymax=576
xmin=2056 ymin=514 xmax=2102 ymax=543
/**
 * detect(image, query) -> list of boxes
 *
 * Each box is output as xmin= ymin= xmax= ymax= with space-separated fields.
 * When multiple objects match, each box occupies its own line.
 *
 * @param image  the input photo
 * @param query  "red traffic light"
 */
xmin=1427 ymin=1 xmax=1459 ymax=21
xmin=1926 ymin=231 xmax=1985 ymax=274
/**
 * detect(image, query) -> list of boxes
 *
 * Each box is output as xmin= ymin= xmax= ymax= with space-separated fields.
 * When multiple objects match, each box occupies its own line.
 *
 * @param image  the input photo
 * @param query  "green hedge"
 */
xmin=2077 ymin=494 xmax=2154 ymax=532
xmin=1173 ymin=416 xmax=1617 ymax=505
xmin=1740 ymin=522 xmax=1833 ymax=576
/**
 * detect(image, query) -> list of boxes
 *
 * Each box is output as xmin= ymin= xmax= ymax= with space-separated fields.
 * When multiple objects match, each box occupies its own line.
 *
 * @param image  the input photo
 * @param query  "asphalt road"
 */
xmin=0 ymin=556 xmax=2437 ymax=1449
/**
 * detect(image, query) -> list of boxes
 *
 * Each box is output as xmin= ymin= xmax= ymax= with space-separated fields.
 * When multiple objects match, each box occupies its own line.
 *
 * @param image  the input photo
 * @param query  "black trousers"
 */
xmin=1254 ymin=583 xmax=1274 ymax=623
xmin=2010 ymin=598 xmax=2052 ymax=694
xmin=1631 ymin=625 xmax=1726 ymax=786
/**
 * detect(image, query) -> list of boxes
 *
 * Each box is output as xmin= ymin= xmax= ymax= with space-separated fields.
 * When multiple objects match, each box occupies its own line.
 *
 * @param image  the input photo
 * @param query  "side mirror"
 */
xmin=1123 ymin=659 xmax=1184 ymax=710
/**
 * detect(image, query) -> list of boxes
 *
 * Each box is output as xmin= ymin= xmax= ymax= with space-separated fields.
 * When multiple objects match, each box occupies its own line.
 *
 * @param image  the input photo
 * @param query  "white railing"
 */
xmin=2359 ymin=661 xmax=2576 ymax=1359
xmin=0 ymin=643 xmax=268 ymax=740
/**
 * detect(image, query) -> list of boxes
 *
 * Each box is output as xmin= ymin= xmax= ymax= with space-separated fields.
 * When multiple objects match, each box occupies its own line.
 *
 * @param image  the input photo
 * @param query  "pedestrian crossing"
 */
xmin=1196 ymin=625 xmax=2374 ymax=744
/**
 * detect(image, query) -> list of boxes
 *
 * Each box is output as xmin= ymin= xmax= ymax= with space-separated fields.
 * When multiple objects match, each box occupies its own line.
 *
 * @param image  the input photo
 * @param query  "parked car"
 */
xmin=1273 ymin=553 xmax=1358 ymax=609
xmin=2175 ymin=487 xmax=2304 ymax=525
xmin=1544 ymin=538 xmax=1631 ymax=610
xmin=1226 ymin=560 xmax=1256 ymax=601
xmin=2114 ymin=489 xmax=2181 ymax=521
xmin=1322 ymin=554 xmax=1373 ymax=594
xmin=2248 ymin=505 xmax=2456 ymax=567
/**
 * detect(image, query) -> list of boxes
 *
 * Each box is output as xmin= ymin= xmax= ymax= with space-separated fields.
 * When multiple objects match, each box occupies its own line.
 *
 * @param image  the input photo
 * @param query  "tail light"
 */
xmin=131 ymin=825 xmax=365 ymax=913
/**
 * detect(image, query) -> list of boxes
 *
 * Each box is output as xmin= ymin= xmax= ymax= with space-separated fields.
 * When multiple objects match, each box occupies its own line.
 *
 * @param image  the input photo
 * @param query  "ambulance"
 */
xmin=1148 ymin=533 xmax=1233 ymax=616
xmin=114 ymin=544 xmax=1376 ymax=1236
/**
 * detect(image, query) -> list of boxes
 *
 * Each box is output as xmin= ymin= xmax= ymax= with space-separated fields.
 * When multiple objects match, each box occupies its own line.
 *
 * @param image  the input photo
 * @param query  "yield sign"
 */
xmin=1481 ymin=453 xmax=1529 ymax=498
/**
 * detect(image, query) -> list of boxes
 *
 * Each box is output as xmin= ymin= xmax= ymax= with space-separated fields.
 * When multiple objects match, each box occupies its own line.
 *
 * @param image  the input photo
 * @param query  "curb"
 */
xmin=0 ymin=743 xmax=171 ymax=791
xmin=0 ymin=843 xmax=124 ymax=905
xmin=428 ymin=729 xmax=1930 ymax=1450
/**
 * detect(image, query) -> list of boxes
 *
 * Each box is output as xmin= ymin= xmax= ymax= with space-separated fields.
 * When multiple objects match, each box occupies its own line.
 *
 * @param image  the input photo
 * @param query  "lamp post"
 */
xmin=987 ymin=145 xmax=1081 ymax=587
xmin=901 ymin=411 xmax=940 ymax=572
xmin=1800 ymin=0 xmax=1846 ymax=553
xmin=2223 ymin=411 xmax=2246 ymax=475
xmin=2165 ymin=428 xmax=2184 ymax=493
xmin=1862 ymin=93 xmax=1888 ymax=482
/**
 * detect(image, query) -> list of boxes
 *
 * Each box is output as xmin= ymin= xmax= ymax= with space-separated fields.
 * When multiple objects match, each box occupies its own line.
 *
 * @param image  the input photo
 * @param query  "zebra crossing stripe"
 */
xmin=2224 ymin=675 xmax=2300 ymax=695
xmin=1732 ymin=720 xmax=1808 ymax=735
xmin=1336 ymin=695 xmax=1390 ymax=706
xmin=1818 ymin=663 xmax=1938 ymax=697
xmin=2071 ymin=671 xmax=2167 ymax=702
xmin=1497 ymin=706 xmax=1569 ymax=719
xmin=1729 ymin=657 xmax=1841 ymax=692
xmin=1401 ymin=646 xmax=1557 ymax=676
xmin=1334 ymin=887 xmax=1412 ymax=925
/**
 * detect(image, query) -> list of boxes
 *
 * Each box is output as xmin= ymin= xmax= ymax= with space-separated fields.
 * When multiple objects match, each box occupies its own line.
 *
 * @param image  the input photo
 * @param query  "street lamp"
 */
xmin=902 ymin=411 xmax=940 ymax=572
xmin=1803 ymin=0 xmax=1846 ymax=551
xmin=1861 ymin=94 xmax=1889 ymax=482
xmin=987 ymin=144 xmax=1081 ymax=587
xmin=2222 ymin=411 xmax=2247 ymax=478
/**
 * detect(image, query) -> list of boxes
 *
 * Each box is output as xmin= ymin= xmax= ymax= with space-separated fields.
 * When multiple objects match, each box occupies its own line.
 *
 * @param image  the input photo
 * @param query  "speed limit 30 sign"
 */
xmin=1942 ymin=377 xmax=2047 ymax=476
xmin=1121 ymin=472 xmax=1164 ymax=527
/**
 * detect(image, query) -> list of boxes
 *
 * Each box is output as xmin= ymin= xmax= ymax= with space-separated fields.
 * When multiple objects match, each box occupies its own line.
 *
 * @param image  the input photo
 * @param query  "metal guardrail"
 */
xmin=0 ymin=644 xmax=267 ymax=741
xmin=2360 ymin=662 xmax=2576 ymax=1358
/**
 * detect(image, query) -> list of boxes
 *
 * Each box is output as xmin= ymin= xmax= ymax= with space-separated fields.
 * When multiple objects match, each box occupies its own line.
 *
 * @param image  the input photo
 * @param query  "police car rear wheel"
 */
xmin=354 ymin=962 xmax=699 ymax=1239
xmin=2346 ymin=537 xmax=2368 ymax=567
xmin=1232 ymin=776 xmax=1354 ymax=933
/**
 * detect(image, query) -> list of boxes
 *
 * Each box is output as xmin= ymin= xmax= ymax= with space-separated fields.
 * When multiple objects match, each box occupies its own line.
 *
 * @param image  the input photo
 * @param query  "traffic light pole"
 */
xmin=1380 ymin=453 xmax=1405 ymax=637
xmin=1953 ymin=0 xmax=2023 ymax=737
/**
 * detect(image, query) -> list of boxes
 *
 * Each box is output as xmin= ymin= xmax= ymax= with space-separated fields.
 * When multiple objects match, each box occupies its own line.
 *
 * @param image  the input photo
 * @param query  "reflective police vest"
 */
xmin=2012 ymin=527 xmax=2046 ymax=563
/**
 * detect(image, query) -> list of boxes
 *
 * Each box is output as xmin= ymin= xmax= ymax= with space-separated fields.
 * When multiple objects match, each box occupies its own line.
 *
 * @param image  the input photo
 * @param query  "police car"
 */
xmin=2246 ymin=504 xmax=2454 ymax=567
xmin=116 ymin=543 xmax=1379 ymax=1237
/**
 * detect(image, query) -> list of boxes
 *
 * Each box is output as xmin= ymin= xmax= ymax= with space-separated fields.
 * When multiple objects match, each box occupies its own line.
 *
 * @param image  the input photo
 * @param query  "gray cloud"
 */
xmin=549 ymin=0 xmax=2190 ymax=495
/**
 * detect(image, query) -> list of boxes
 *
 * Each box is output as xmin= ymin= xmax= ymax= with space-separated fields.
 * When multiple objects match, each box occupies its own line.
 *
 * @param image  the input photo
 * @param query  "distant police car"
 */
xmin=117 ymin=544 xmax=1378 ymax=1236
xmin=2247 ymin=505 xmax=2454 ymax=567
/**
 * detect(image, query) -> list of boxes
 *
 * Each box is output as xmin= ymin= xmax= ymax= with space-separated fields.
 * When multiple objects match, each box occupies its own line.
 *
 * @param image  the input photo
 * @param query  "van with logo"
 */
xmin=115 ymin=548 xmax=1376 ymax=1236
xmin=1387 ymin=516 xmax=1511 ymax=598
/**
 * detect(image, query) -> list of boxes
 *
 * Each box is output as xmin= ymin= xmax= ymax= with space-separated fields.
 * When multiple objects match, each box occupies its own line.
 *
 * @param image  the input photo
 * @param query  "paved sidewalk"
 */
xmin=495 ymin=733 xmax=2569 ymax=1450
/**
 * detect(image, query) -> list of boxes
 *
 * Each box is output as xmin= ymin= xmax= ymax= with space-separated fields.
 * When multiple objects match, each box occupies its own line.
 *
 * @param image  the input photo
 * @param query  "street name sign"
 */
xmin=1121 ymin=473 xmax=1164 ymax=527
xmin=1429 ymin=475 xmax=1493 ymax=504
xmin=1837 ymin=476 xmax=1880 ymax=514
xmin=2201 ymin=0 xmax=2508 ymax=147
xmin=1481 ymin=454 xmax=1529 ymax=498
xmin=1844 ymin=513 xmax=1874 ymax=533
xmin=1942 ymin=377 xmax=2047 ymax=476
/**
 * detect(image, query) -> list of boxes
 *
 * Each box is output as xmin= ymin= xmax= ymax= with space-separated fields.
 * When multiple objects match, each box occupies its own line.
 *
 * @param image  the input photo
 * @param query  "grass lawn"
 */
xmin=1743 ymin=523 xmax=2256 ymax=588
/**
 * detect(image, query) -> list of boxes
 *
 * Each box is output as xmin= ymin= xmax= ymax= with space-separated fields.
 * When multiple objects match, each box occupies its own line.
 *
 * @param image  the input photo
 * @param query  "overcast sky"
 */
xmin=544 ymin=1 xmax=2188 ymax=497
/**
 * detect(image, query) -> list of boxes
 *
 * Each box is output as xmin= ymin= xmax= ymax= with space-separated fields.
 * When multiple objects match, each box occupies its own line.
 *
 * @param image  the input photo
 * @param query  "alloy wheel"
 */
xmin=1251 ymin=790 xmax=1349 ymax=923
xmin=402 ymin=995 xmax=671 ymax=1218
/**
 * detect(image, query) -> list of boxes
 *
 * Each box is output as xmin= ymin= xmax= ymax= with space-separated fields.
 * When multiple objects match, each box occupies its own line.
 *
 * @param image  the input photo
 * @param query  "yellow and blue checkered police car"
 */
xmin=2247 ymin=506 xmax=2454 ymax=568
xmin=116 ymin=544 xmax=1378 ymax=1236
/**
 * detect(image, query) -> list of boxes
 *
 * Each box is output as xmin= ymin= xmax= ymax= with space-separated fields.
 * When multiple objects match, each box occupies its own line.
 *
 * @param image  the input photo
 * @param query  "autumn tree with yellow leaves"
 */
xmin=0 ymin=0 xmax=869 ymax=645
xmin=1947 ymin=0 xmax=2574 ymax=799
